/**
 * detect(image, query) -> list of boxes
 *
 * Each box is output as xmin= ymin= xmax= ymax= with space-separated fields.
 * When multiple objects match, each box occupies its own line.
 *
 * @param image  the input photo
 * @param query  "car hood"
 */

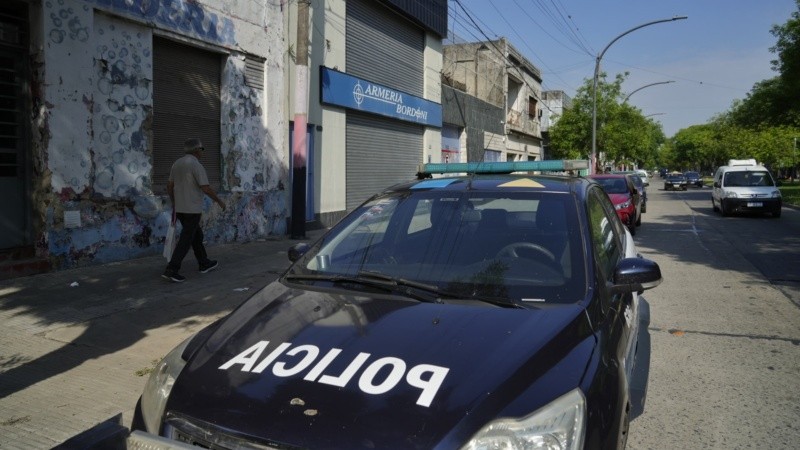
xmin=164 ymin=281 xmax=594 ymax=449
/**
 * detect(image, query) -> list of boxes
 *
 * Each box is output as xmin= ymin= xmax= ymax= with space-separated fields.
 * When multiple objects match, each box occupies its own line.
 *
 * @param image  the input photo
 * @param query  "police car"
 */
xmin=130 ymin=160 xmax=662 ymax=450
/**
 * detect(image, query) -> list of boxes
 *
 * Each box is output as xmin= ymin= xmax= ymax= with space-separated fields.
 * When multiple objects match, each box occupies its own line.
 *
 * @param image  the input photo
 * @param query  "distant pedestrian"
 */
xmin=162 ymin=138 xmax=226 ymax=283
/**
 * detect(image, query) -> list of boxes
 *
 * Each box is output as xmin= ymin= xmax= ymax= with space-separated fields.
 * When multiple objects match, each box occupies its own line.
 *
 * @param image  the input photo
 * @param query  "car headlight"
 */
xmin=461 ymin=388 xmax=586 ymax=450
xmin=771 ymin=190 xmax=781 ymax=198
xmin=140 ymin=337 xmax=192 ymax=434
xmin=615 ymin=200 xmax=631 ymax=210
xmin=725 ymin=191 xmax=738 ymax=198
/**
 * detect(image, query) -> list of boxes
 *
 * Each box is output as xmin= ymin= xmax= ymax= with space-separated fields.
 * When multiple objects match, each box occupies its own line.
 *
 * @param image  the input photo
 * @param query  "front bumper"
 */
xmin=721 ymin=198 xmax=782 ymax=214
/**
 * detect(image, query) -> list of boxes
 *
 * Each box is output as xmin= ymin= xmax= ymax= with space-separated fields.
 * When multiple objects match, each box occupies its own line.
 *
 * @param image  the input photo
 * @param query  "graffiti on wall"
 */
xmin=37 ymin=0 xmax=287 ymax=269
xmin=95 ymin=0 xmax=235 ymax=46
xmin=93 ymin=15 xmax=153 ymax=199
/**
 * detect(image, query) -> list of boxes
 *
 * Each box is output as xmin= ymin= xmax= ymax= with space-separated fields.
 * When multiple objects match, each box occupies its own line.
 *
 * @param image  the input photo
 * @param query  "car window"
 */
xmin=292 ymin=190 xmax=588 ymax=305
xmin=588 ymin=187 xmax=622 ymax=278
xmin=594 ymin=177 xmax=629 ymax=194
xmin=723 ymin=171 xmax=774 ymax=187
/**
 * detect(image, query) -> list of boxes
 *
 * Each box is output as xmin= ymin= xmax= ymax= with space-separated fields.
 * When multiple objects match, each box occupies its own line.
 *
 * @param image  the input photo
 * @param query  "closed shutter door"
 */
xmin=346 ymin=0 xmax=424 ymax=97
xmin=152 ymin=37 xmax=221 ymax=191
xmin=346 ymin=112 xmax=422 ymax=210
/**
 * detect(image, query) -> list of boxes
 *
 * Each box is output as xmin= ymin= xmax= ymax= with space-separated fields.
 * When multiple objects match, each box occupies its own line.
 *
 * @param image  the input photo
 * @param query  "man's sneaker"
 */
xmin=162 ymin=271 xmax=186 ymax=283
xmin=199 ymin=260 xmax=218 ymax=274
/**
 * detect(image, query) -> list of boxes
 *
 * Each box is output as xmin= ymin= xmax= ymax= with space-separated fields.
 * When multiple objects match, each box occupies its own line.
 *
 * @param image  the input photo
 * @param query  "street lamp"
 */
xmin=645 ymin=112 xmax=666 ymax=118
xmin=591 ymin=16 xmax=688 ymax=174
xmin=623 ymin=80 xmax=675 ymax=104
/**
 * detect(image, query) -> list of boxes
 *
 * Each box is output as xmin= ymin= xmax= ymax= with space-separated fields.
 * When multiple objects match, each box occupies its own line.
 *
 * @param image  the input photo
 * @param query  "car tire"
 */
xmin=642 ymin=202 xmax=647 ymax=213
xmin=635 ymin=211 xmax=642 ymax=226
xmin=721 ymin=202 xmax=729 ymax=217
xmin=712 ymin=197 xmax=718 ymax=212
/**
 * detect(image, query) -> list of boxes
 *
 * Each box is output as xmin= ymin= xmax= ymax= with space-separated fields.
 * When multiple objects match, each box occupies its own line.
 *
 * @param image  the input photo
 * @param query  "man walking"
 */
xmin=162 ymin=138 xmax=226 ymax=283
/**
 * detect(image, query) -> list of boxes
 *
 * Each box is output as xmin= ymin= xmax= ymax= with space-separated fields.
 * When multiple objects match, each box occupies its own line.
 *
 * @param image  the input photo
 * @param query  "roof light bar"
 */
xmin=418 ymin=160 xmax=589 ymax=176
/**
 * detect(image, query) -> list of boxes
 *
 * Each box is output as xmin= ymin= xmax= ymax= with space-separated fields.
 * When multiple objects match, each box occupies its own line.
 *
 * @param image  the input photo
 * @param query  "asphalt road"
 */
xmin=1 ymin=183 xmax=798 ymax=449
xmin=626 ymin=183 xmax=800 ymax=449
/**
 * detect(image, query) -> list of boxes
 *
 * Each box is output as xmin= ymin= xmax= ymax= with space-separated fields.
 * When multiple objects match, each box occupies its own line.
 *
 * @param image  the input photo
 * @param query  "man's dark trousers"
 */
xmin=167 ymin=213 xmax=209 ymax=272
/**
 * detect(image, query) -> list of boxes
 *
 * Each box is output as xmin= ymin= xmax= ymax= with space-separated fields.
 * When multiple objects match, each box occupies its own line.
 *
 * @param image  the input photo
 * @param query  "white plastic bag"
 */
xmin=163 ymin=213 xmax=177 ymax=261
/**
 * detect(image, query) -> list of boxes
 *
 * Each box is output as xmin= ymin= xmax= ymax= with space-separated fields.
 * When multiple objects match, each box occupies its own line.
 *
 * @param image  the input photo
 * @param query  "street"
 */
xmin=0 ymin=184 xmax=799 ymax=449
xmin=627 ymin=184 xmax=800 ymax=449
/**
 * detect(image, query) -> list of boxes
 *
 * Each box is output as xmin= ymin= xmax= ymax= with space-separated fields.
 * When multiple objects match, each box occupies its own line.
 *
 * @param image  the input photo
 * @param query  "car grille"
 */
xmin=165 ymin=413 xmax=302 ymax=450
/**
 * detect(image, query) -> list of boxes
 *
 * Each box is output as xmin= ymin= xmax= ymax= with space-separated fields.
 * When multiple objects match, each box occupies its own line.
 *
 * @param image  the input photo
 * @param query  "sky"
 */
xmin=449 ymin=0 xmax=798 ymax=137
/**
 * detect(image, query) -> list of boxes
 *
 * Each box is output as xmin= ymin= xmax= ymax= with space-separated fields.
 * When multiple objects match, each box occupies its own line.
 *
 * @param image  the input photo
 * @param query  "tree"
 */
xmin=728 ymin=1 xmax=800 ymax=128
xmin=548 ymin=72 xmax=665 ymax=169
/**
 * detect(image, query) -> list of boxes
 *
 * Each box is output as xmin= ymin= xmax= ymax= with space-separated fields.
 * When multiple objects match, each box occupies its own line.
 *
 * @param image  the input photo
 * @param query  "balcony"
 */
xmin=506 ymin=109 xmax=540 ymax=137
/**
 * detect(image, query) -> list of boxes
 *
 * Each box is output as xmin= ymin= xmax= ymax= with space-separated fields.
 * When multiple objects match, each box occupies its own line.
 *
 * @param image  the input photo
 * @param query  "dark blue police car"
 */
xmin=130 ymin=160 xmax=662 ymax=450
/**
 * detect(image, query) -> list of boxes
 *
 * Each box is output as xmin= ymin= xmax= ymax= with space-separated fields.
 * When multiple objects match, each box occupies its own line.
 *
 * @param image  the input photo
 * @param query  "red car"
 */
xmin=589 ymin=174 xmax=642 ymax=235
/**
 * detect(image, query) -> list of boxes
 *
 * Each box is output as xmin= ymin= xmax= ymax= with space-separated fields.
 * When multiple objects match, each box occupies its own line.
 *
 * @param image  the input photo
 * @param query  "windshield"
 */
xmin=723 ymin=170 xmax=774 ymax=187
xmin=287 ymin=190 xmax=587 ymax=306
xmin=594 ymin=177 xmax=629 ymax=194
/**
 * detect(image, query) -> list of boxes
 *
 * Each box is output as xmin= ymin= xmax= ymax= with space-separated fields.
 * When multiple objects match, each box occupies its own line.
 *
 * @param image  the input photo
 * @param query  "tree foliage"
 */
xmin=664 ymin=1 xmax=800 ymax=175
xmin=548 ymin=72 xmax=664 ymax=171
xmin=727 ymin=1 xmax=800 ymax=128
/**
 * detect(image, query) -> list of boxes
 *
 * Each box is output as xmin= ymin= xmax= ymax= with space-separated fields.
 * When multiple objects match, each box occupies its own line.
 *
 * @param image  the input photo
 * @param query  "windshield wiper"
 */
xmin=283 ymin=272 xmax=442 ymax=303
xmin=358 ymin=271 xmax=523 ymax=308
xmin=284 ymin=272 xmax=523 ymax=308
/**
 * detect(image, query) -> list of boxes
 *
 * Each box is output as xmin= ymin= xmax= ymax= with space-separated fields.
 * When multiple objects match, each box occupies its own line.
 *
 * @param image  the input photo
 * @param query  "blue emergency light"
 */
xmin=417 ymin=160 xmax=589 ymax=178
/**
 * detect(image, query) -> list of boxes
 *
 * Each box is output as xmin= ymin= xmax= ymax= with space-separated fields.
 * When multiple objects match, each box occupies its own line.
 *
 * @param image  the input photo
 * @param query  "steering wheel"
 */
xmin=496 ymin=242 xmax=556 ymax=263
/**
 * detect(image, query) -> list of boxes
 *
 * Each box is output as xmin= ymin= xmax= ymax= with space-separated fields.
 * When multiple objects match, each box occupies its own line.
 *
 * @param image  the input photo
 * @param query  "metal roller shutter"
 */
xmin=152 ymin=37 xmax=222 ymax=192
xmin=346 ymin=112 xmax=422 ymax=210
xmin=346 ymin=0 xmax=424 ymax=97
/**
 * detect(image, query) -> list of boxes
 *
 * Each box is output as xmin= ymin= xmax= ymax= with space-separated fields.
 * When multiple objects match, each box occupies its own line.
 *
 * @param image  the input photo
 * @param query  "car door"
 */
xmin=588 ymin=187 xmax=637 ymax=380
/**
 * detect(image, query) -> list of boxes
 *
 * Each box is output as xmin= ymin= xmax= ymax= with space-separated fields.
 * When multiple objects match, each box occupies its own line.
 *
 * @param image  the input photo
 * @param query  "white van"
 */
xmin=711 ymin=159 xmax=782 ymax=218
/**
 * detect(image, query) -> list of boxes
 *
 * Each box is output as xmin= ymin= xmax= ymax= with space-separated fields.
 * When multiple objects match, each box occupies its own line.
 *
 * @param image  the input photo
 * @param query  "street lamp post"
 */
xmin=591 ymin=16 xmax=687 ymax=174
xmin=623 ymin=80 xmax=675 ymax=104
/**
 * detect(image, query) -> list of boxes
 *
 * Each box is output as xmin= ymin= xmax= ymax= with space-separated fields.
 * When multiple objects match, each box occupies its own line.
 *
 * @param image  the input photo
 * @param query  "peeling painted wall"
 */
xmin=31 ymin=0 xmax=288 ymax=270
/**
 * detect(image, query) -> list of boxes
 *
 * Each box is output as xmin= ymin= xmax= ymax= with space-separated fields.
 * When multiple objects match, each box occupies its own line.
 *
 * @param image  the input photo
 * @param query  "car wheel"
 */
xmin=642 ymin=202 xmax=647 ymax=213
xmin=635 ymin=211 xmax=642 ymax=226
xmin=721 ymin=202 xmax=729 ymax=217
xmin=712 ymin=197 xmax=718 ymax=212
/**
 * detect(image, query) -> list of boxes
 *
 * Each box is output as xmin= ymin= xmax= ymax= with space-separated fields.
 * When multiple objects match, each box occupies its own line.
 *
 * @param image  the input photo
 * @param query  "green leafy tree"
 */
xmin=728 ymin=1 xmax=800 ymax=128
xmin=549 ymin=72 xmax=665 ymax=170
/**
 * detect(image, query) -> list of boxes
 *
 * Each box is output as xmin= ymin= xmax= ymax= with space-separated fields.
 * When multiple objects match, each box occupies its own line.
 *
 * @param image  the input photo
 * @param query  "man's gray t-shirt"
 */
xmin=169 ymin=154 xmax=209 ymax=214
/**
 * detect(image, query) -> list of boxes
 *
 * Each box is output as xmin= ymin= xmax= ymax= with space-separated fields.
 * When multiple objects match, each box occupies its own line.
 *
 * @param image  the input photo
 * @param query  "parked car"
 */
xmin=629 ymin=174 xmax=647 ymax=213
xmin=130 ymin=161 xmax=662 ymax=450
xmin=634 ymin=169 xmax=650 ymax=186
xmin=683 ymin=171 xmax=703 ymax=188
xmin=589 ymin=173 xmax=642 ymax=235
xmin=664 ymin=172 xmax=687 ymax=191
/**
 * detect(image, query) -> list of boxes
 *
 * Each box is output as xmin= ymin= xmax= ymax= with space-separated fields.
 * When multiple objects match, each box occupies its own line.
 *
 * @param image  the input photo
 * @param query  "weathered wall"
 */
xmin=30 ymin=0 xmax=287 ymax=270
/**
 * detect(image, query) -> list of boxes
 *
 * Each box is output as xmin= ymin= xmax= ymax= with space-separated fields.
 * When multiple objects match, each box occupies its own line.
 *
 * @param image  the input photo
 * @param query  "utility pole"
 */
xmin=291 ymin=0 xmax=309 ymax=239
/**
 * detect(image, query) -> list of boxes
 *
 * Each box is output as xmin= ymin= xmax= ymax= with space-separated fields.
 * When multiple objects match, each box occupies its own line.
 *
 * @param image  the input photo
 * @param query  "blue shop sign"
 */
xmin=320 ymin=67 xmax=442 ymax=127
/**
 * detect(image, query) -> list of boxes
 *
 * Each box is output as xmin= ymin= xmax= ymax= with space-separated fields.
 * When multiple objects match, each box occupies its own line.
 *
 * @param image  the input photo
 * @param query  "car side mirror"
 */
xmin=608 ymin=257 xmax=662 ymax=295
xmin=288 ymin=243 xmax=311 ymax=262
xmin=713 ymin=181 xmax=720 ymax=188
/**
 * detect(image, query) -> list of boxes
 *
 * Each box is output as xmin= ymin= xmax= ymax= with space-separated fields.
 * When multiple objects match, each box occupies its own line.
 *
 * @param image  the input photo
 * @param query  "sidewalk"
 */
xmin=0 ymin=229 xmax=325 ymax=449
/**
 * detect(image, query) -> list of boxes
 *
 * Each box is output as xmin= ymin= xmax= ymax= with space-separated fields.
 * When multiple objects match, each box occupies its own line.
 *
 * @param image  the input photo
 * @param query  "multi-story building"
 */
xmin=286 ymin=0 xmax=447 ymax=227
xmin=541 ymin=90 xmax=573 ymax=160
xmin=442 ymin=38 xmax=543 ymax=163
xmin=1 ymin=0 xmax=287 ymax=277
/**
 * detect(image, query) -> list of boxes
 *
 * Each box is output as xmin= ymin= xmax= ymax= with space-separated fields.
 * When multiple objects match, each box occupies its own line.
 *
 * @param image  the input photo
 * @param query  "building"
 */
xmin=286 ymin=0 xmax=447 ymax=227
xmin=1 ymin=0 xmax=286 ymax=277
xmin=442 ymin=38 xmax=543 ymax=163
xmin=541 ymin=90 xmax=573 ymax=160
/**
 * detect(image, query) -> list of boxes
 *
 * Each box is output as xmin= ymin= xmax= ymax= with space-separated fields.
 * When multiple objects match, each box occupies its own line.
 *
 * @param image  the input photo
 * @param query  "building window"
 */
xmin=528 ymin=96 xmax=538 ymax=118
xmin=152 ymin=37 xmax=222 ymax=192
